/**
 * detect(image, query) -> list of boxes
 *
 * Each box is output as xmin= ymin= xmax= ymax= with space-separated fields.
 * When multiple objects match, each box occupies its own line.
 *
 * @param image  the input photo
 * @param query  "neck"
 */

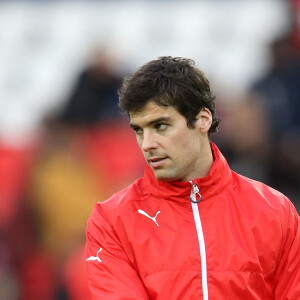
xmin=195 ymin=140 xmax=214 ymax=179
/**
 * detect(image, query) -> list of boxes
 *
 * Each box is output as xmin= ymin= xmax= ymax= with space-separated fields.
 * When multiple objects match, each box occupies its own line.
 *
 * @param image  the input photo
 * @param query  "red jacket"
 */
xmin=86 ymin=143 xmax=300 ymax=299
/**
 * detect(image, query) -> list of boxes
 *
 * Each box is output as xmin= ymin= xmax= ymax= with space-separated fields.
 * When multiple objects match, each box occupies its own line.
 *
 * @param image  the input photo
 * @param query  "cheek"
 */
xmin=166 ymin=135 xmax=191 ymax=158
xmin=176 ymin=131 xmax=196 ymax=148
xmin=176 ymin=135 xmax=199 ymax=158
xmin=136 ymin=136 xmax=143 ymax=150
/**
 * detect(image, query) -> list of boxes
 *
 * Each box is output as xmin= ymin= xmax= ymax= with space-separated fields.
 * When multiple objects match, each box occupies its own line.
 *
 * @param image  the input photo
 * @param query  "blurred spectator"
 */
xmin=58 ymin=49 xmax=123 ymax=125
xmin=23 ymin=49 xmax=144 ymax=299
xmin=0 ymin=47 xmax=144 ymax=300
xmin=250 ymin=30 xmax=300 ymax=210
xmin=218 ymin=25 xmax=300 ymax=212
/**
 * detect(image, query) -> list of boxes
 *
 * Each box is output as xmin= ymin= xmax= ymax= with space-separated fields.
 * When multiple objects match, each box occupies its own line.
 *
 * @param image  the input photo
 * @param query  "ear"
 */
xmin=195 ymin=108 xmax=212 ymax=134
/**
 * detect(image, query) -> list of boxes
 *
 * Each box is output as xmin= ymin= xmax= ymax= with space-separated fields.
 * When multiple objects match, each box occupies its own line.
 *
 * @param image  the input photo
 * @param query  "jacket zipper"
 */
xmin=189 ymin=181 xmax=208 ymax=300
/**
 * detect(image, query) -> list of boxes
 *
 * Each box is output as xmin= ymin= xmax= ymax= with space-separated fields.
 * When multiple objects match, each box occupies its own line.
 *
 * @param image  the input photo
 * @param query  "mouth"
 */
xmin=148 ymin=157 xmax=168 ymax=169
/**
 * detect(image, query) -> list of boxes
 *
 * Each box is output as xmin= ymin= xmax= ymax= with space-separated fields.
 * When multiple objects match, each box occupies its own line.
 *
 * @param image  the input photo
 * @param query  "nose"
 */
xmin=142 ymin=130 xmax=158 ymax=152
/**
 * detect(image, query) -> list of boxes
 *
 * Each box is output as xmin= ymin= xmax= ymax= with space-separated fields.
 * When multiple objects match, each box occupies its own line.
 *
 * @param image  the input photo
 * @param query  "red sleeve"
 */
xmin=85 ymin=203 xmax=149 ymax=300
xmin=274 ymin=200 xmax=300 ymax=299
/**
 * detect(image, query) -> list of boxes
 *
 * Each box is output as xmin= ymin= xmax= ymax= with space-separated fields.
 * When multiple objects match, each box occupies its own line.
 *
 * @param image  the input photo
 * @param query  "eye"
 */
xmin=155 ymin=123 xmax=168 ymax=131
xmin=133 ymin=127 xmax=143 ymax=135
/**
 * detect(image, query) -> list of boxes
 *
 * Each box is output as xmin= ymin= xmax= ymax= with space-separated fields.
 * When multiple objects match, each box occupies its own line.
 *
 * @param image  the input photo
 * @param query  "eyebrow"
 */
xmin=130 ymin=117 xmax=172 ymax=129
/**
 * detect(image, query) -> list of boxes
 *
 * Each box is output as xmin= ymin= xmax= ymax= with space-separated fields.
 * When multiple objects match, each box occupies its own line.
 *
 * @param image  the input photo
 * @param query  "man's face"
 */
xmin=130 ymin=101 xmax=210 ymax=182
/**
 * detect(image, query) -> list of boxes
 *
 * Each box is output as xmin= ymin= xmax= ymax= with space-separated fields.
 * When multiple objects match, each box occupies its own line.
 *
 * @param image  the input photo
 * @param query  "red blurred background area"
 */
xmin=0 ymin=145 xmax=36 ymax=229
xmin=0 ymin=120 xmax=144 ymax=300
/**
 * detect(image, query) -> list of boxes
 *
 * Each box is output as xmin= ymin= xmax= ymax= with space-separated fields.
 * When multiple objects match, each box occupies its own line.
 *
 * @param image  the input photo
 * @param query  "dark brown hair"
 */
xmin=118 ymin=56 xmax=220 ymax=133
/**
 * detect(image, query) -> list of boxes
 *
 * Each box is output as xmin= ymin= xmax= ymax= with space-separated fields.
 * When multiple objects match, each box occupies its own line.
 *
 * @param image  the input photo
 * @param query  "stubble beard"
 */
xmin=151 ymin=164 xmax=180 ymax=182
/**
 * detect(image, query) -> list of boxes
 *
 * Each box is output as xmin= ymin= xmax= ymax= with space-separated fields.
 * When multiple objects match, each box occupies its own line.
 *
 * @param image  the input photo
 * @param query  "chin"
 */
xmin=153 ymin=170 xmax=178 ymax=182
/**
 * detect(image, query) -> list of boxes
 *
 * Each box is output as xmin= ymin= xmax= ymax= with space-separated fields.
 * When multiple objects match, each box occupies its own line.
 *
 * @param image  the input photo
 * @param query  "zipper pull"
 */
xmin=189 ymin=181 xmax=202 ymax=203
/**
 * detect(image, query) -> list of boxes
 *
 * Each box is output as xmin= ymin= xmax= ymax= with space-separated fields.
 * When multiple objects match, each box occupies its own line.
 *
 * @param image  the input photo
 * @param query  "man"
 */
xmin=85 ymin=56 xmax=300 ymax=299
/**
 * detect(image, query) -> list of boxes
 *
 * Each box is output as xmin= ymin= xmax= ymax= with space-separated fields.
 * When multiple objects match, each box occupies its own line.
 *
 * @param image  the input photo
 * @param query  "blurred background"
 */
xmin=0 ymin=0 xmax=299 ymax=299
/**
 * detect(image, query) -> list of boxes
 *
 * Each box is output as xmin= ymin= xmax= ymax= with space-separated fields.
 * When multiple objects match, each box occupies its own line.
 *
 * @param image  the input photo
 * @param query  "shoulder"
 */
xmin=229 ymin=172 xmax=299 ymax=250
xmin=88 ymin=177 xmax=146 ymax=225
xmin=102 ymin=177 xmax=146 ymax=211
xmin=231 ymin=171 xmax=297 ymax=218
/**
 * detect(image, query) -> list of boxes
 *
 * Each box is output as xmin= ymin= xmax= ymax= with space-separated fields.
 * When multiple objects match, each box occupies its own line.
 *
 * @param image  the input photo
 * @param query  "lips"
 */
xmin=148 ymin=157 xmax=168 ymax=168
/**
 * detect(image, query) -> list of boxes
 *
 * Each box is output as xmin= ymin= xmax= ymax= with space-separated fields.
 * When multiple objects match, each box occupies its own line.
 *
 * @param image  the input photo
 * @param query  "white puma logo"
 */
xmin=138 ymin=209 xmax=161 ymax=227
xmin=86 ymin=248 xmax=102 ymax=262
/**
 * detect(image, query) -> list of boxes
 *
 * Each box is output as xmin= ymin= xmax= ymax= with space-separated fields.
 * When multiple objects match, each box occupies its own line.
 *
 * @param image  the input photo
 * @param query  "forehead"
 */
xmin=129 ymin=101 xmax=179 ymax=125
